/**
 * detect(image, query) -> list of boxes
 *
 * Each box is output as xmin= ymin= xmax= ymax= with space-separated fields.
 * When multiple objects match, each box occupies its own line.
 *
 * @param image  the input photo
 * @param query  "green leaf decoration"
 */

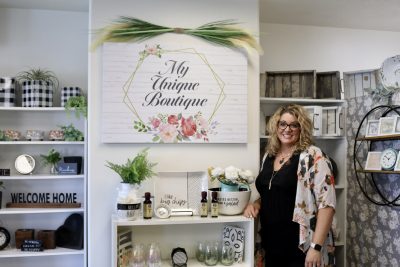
xmin=92 ymin=17 xmax=263 ymax=54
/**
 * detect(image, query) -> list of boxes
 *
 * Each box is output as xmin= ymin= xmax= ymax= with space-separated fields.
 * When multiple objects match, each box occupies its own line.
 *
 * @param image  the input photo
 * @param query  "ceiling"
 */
xmin=260 ymin=0 xmax=400 ymax=32
xmin=0 ymin=0 xmax=399 ymax=32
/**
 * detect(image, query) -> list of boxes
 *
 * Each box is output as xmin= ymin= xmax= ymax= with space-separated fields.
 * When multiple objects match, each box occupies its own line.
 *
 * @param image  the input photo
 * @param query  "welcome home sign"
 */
xmin=101 ymin=42 xmax=248 ymax=143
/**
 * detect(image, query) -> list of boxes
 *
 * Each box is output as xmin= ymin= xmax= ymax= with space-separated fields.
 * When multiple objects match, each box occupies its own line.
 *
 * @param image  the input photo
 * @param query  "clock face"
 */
xmin=380 ymin=149 xmax=398 ymax=170
xmin=0 ymin=227 xmax=10 ymax=250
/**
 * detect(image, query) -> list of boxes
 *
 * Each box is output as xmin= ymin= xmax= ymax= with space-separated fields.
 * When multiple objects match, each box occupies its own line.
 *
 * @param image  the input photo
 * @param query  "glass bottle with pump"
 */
xmin=211 ymin=191 xmax=218 ymax=218
xmin=200 ymin=191 xmax=208 ymax=217
xmin=143 ymin=192 xmax=152 ymax=219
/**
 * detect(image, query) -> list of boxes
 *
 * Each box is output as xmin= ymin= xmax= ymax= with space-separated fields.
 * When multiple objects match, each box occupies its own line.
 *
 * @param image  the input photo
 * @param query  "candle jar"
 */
xmin=196 ymin=241 xmax=205 ymax=262
xmin=204 ymin=241 xmax=218 ymax=266
xmin=220 ymin=244 xmax=234 ymax=266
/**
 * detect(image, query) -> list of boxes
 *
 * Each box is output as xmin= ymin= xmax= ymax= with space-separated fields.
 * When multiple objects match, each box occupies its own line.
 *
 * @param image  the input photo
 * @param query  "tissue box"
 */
xmin=61 ymin=87 xmax=81 ymax=107
xmin=22 ymin=80 xmax=53 ymax=107
xmin=0 ymin=77 xmax=16 ymax=107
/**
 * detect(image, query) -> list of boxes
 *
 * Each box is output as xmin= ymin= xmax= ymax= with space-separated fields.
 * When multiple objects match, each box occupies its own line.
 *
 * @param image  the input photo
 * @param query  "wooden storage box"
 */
xmin=304 ymin=105 xmax=323 ymax=136
xmin=343 ymin=69 xmax=379 ymax=99
xmin=264 ymin=70 xmax=316 ymax=98
xmin=316 ymin=71 xmax=342 ymax=99
xmin=22 ymin=80 xmax=54 ymax=107
xmin=0 ymin=77 xmax=16 ymax=107
xmin=322 ymin=106 xmax=344 ymax=136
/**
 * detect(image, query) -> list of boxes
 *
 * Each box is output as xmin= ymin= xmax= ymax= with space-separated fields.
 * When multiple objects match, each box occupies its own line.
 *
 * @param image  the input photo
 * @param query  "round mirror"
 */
xmin=15 ymin=154 xmax=35 ymax=175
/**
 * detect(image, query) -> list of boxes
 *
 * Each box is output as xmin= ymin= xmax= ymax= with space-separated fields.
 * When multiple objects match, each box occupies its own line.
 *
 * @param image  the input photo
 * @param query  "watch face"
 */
xmin=0 ymin=227 xmax=11 ymax=250
xmin=380 ymin=149 xmax=398 ymax=170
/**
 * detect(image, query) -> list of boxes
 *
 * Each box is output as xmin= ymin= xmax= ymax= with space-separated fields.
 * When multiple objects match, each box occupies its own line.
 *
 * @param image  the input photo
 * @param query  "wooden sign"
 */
xmin=101 ymin=42 xmax=248 ymax=143
xmin=6 ymin=203 xmax=81 ymax=208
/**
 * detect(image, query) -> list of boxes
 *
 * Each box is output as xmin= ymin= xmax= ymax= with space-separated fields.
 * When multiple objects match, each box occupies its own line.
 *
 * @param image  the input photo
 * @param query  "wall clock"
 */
xmin=0 ymin=226 xmax=11 ymax=250
xmin=15 ymin=154 xmax=36 ymax=175
xmin=380 ymin=148 xmax=398 ymax=170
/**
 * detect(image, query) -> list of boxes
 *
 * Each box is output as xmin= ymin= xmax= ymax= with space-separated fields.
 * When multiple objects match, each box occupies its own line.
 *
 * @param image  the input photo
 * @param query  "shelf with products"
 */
xmin=353 ymin=105 xmax=400 ymax=206
xmin=111 ymin=215 xmax=254 ymax=267
xmin=0 ymin=108 xmax=87 ymax=263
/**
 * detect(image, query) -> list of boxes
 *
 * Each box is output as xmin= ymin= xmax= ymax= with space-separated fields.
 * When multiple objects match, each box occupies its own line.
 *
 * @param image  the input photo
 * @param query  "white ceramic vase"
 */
xmin=116 ymin=183 xmax=141 ymax=220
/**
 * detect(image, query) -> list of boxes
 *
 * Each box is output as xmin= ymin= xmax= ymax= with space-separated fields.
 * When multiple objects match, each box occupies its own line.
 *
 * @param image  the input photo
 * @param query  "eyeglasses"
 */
xmin=278 ymin=121 xmax=300 ymax=130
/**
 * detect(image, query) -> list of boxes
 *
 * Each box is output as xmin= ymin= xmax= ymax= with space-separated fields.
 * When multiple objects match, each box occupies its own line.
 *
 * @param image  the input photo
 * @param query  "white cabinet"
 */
xmin=111 ymin=216 xmax=254 ymax=267
xmin=259 ymin=97 xmax=347 ymax=267
xmin=0 ymin=107 xmax=87 ymax=267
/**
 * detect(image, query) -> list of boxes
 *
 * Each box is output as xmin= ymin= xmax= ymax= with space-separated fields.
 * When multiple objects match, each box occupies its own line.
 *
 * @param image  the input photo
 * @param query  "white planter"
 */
xmin=208 ymin=188 xmax=251 ymax=215
xmin=116 ymin=183 xmax=141 ymax=221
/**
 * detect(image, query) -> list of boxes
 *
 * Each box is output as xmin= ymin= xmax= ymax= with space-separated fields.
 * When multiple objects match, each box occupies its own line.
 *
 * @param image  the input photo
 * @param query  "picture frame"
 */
xmin=364 ymin=151 xmax=382 ymax=170
xmin=378 ymin=117 xmax=396 ymax=136
xmin=395 ymin=153 xmax=400 ymax=171
xmin=365 ymin=120 xmax=379 ymax=137
xmin=395 ymin=116 xmax=400 ymax=134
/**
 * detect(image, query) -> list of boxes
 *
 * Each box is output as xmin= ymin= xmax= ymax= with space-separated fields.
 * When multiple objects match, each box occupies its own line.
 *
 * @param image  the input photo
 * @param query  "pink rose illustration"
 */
xmin=168 ymin=115 xmax=179 ymax=125
xmin=151 ymin=118 xmax=161 ymax=128
xmin=159 ymin=123 xmax=178 ymax=143
xmin=181 ymin=116 xmax=197 ymax=137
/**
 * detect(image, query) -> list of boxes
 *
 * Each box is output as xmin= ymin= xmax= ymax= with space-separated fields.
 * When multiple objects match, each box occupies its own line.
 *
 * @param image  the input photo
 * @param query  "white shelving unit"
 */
xmin=0 ymin=107 xmax=87 ymax=267
xmin=259 ymin=97 xmax=347 ymax=267
xmin=111 ymin=215 xmax=254 ymax=267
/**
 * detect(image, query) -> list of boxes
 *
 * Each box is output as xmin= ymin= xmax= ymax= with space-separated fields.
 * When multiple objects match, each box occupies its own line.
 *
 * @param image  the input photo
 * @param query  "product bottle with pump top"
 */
xmin=211 ymin=191 xmax=218 ymax=218
xmin=143 ymin=192 xmax=152 ymax=219
xmin=200 ymin=191 xmax=208 ymax=217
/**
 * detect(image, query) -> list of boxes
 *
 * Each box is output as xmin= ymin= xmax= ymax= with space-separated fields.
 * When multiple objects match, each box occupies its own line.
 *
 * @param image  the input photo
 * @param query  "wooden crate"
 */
xmin=316 ymin=71 xmax=342 ymax=99
xmin=343 ymin=69 xmax=380 ymax=99
xmin=265 ymin=70 xmax=316 ymax=98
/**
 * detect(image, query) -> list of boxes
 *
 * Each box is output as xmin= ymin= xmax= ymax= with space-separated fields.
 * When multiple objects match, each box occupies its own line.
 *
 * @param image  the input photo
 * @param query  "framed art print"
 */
xmin=395 ymin=116 xmax=400 ymax=134
xmin=365 ymin=151 xmax=382 ymax=170
xmin=378 ymin=117 xmax=396 ymax=136
xmin=365 ymin=120 xmax=379 ymax=137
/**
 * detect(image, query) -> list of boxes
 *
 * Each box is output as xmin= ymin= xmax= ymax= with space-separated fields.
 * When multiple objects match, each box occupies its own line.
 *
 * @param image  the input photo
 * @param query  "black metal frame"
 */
xmin=353 ymin=105 xmax=400 ymax=206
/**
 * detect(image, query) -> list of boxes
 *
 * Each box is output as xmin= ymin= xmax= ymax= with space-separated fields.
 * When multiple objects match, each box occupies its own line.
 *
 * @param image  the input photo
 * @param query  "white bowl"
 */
xmin=208 ymin=188 xmax=251 ymax=215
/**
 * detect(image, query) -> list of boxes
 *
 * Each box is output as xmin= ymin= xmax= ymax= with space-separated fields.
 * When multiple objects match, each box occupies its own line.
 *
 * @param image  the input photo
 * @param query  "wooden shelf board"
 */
xmin=113 ymin=215 xmax=253 ymax=226
xmin=260 ymin=97 xmax=346 ymax=105
xmin=0 ymin=247 xmax=84 ymax=258
xmin=0 ymin=141 xmax=84 ymax=145
xmin=356 ymin=169 xmax=400 ymax=174
xmin=0 ymin=207 xmax=84 ymax=214
xmin=356 ymin=134 xmax=400 ymax=141
xmin=0 ymin=174 xmax=84 ymax=180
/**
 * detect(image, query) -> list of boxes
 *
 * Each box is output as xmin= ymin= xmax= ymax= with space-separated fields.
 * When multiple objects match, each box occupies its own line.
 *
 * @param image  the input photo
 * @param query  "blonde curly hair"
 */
xmin=266 ymin=104 xmax=314 ymax=156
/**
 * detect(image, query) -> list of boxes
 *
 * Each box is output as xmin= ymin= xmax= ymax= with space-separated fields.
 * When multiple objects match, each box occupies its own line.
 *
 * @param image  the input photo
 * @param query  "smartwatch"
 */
xmin=310 ymin=242 xmax=322 ymax=251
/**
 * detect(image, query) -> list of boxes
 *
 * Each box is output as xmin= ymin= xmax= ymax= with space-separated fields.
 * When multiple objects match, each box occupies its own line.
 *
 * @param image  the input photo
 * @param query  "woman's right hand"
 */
xmin=243 ymin=201 xmax=260 ymax=218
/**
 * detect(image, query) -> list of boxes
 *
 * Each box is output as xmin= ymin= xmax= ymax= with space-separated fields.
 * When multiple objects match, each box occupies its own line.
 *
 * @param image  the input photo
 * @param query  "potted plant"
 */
xmin=64 ymin=96 xmax=87 ymax=119
xmin=60 ymin=124 xmax=84 ymax=141
xmin=208 ymin=166 xmax=255 ymax=215
xmin=16 ymin=68 xmax=59 ymax=107
xmin=0 ymin=181 xmax=4 ymax=209
xmin=105 ymin=148 xmax=157 ymax=220
xmin=40 ymin=149 xmax=62 ymax=174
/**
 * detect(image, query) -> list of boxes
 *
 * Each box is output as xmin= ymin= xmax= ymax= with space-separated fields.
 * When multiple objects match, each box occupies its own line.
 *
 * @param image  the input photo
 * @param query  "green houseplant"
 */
xmin=64 ymin=96 xmax=87 ymax=119
xmin=106 ymin=148 xmax=157 ymax=220
xmin=105 ymin=148 xmax=157 ymax=185
xmin=16 ymin=68 xmax=59 ymax=89
xmin=60 ymin=124 xmax=84 ymax=141
xmin=40 ymin=149 xmax=62 ymax=174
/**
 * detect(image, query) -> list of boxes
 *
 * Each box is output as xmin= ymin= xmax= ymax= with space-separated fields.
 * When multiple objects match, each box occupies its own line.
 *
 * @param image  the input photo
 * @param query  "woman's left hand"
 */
xmin=305 ymin=249 xmax=321 ymax=267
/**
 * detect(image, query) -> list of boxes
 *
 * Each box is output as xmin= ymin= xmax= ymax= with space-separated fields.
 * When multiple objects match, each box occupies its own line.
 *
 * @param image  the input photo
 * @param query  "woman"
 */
xmin=244 ymin=104 xmax=336 ymax=267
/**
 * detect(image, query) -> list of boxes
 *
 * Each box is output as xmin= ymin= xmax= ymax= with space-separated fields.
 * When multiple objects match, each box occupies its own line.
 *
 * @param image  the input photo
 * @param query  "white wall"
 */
xmin=0 ymin=8 xmax=88 ymax=92
xmin=89 ymin=1 xmax=260 ymax=266
xmin=260 ymin=23 xmax=400 ymax=73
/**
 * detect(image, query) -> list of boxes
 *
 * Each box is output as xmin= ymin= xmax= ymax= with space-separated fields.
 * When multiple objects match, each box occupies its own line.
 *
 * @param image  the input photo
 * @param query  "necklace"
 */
xmin=277 ymin=148 xmax=295 ymax=165
xmin=269 ymin=170 xmax=278 ymax=190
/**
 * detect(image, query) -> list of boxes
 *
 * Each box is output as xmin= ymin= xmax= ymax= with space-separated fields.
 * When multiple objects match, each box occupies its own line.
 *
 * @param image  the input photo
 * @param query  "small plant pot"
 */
xmin=116 ymin=183 xmax=141 ymax=221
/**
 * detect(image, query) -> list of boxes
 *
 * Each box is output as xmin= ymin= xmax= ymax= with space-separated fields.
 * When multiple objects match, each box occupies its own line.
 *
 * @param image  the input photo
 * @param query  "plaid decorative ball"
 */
xmin=61 ymin=87 xmax=81 ymax=107
xmin=22 ymin=80 xmax=53 ymax=107
xmin=0 ymin=77 xmax=16 ymax=107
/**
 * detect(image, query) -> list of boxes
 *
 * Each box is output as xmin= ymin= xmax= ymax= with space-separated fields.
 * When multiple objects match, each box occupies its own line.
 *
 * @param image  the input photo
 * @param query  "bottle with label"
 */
xmin=200 ymin=191 xmax=208 ymax=217
xmin=211 ymin=191 xmax=218 ymax=218
xmin=143 ymin=192 xmax=152 ymax=219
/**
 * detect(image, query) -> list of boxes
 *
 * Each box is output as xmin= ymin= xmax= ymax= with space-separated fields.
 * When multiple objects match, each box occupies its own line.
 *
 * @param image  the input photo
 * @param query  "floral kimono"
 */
xmin=293 ymin=145 xmax=336 ymax=265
